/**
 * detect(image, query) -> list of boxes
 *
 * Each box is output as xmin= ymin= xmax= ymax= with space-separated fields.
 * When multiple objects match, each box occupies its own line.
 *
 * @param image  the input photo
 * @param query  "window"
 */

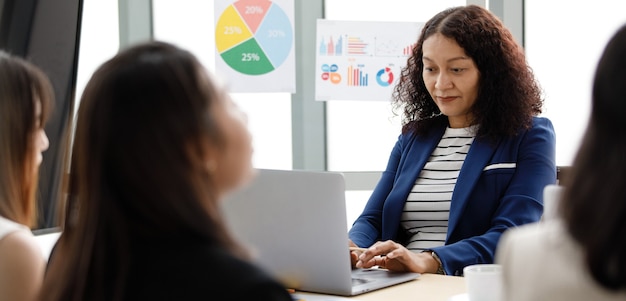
xmin=525 ymin=0 xmax=626 ymax=166
xmin=74 ymin=0 xmax=119 ymax=119
xmin=152 ymin=0 xmax=293 ymax=169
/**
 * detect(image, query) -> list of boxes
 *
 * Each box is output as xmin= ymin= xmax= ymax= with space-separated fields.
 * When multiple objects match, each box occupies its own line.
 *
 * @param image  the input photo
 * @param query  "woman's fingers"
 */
xmin=354 ymin=240 xmax=423 ymax=272
xmin=354 ymin=240 xmax=397 ymax=268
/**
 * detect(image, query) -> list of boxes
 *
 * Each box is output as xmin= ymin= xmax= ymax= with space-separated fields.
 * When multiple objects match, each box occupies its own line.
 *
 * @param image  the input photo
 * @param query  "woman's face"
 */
xmin=422 ymin=33 xmax=480 ymax=128
xmin=33 ymin=99 xmax=49 ymax=168
xmin=210 ymin=95 xmax=255 ymax=196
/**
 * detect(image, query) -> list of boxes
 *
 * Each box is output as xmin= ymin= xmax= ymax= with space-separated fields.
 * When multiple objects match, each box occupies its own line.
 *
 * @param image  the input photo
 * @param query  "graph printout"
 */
xmin=215 ymin=0 xmax=296 ymax=93
xmin=315 ymin=20 xmax=423 ymax=101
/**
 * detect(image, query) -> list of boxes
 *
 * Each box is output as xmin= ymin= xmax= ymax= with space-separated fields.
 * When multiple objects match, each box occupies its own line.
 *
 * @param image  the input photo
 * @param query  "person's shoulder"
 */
xmin=205 ymin=247 xmax=277 ymax=282
xmin=0 ymin=229 xmax=43 ymax=265
xmin=501 ymin=220 xmax=563 ymax=249
xmin=517 ymin=116 xmax=555 ymax=141
xmin=0 ymin=215 xmax=29 ymax=237
xmin=189 ymin=246 xmax=293 ymax=300
xmin=513 ymin=219 xmax=563 ymax=234
xmin=531 ymin=116 xmax=555 ymax=129
xmin=0 ymin=229 xmax=45 ymax=299
xmin=128 ymin=243 xmax=292 ymax=300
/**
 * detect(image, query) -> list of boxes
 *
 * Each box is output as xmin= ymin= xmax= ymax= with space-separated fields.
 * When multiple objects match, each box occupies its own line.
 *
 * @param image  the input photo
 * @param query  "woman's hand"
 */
xmin=354 ymin=240 xmax=440 ymax=273
xmin=349 ymin=239 xmax=360 ymax=268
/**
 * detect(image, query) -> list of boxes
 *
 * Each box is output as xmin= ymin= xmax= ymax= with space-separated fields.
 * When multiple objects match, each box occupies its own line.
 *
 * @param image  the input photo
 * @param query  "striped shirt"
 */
xmin=401 ymin=126 xmax=476 ymax=251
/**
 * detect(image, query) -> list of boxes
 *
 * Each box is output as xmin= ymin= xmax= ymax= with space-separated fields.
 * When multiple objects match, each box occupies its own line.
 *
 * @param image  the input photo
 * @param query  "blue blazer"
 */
xmin=348 ymin=117 xmax=556 ymax=276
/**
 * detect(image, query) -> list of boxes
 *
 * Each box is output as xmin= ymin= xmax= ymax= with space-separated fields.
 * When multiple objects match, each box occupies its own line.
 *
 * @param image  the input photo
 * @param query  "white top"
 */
xmin=401 ymin=126 xmax=475 ymax=251
xmin=0 ymin=215 xmax=29 ymax=241
xmin=497 ymin=220 xmax=626 ymax=301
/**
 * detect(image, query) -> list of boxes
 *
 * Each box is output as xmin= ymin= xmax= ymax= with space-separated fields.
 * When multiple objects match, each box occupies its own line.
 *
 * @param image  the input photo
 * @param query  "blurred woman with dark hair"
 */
xmin=0 ymin=51 xmax=53 ymax=301
xmin=40 ymin=42 xmax=292 ymax=301
xmin=497 ymin=24 xmax=626 ymax=300
xmin=349 ymin=5 xmax=556 ymax=276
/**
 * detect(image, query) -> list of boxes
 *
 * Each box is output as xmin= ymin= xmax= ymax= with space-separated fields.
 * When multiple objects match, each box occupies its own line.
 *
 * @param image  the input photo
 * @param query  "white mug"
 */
xmin=463 ymin=264 xmax=503 ymax=301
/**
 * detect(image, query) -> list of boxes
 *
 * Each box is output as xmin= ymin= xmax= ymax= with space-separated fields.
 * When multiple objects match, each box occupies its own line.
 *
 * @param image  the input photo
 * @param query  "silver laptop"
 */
xmin=222 ymin=169 xmax=420 ymax=296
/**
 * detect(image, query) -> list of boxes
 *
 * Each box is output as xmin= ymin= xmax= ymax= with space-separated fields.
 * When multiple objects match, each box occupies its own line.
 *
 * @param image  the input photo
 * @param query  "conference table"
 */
xmin=292 ymin=274 xmax=467 ymax=301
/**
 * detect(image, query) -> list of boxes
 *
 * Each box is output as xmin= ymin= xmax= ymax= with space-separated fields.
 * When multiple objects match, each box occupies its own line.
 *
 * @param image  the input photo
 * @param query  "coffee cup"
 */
xmin=463 ymin=264 xmax=503 ymax=301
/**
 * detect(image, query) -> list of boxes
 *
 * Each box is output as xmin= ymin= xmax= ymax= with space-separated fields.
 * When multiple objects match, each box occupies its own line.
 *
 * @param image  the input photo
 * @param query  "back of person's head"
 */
xmin=394 ymin=5 xmax=542 ymax=139
xmin=560 ymin=24 xmax=626 ymax=291
xmin=43 ymin=41 xmax=252 ymax=301
xmin=0 ymin=51 xmax=53 ymax=227
xmin=71 ymin=41 xmax=235 ymax=238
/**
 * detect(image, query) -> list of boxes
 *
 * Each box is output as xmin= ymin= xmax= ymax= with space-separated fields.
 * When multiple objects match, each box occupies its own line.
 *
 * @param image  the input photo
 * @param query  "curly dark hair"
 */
xmin=392 ymin=5 xmax=542 ymax=140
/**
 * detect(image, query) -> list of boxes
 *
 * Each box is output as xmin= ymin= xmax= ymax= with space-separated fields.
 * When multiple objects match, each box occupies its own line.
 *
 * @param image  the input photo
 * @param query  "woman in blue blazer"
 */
xmin=350 ymin=5 xmax=556 ymax=276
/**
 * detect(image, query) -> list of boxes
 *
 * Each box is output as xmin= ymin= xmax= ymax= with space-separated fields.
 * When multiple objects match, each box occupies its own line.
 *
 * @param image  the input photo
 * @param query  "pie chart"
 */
xmin=215 ymin=0 xmax=293 ymax=76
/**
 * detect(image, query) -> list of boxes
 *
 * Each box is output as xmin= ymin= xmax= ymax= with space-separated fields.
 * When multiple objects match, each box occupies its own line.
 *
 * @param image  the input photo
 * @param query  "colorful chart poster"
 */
xmin=215 ymin=0 xmax=295 ymax=93
xmin=315 ymin=20 xmax=424 ymax=101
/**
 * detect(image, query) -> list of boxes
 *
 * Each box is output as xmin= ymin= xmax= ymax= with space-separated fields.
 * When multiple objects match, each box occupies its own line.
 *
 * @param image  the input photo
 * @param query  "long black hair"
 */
xmin=41 ymin=41 xmax=247 ymax=300
xmin=560 ymin=24 xmax=626 ymax=291
xmin=0 ymin=51 xmax=53 ymax=227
